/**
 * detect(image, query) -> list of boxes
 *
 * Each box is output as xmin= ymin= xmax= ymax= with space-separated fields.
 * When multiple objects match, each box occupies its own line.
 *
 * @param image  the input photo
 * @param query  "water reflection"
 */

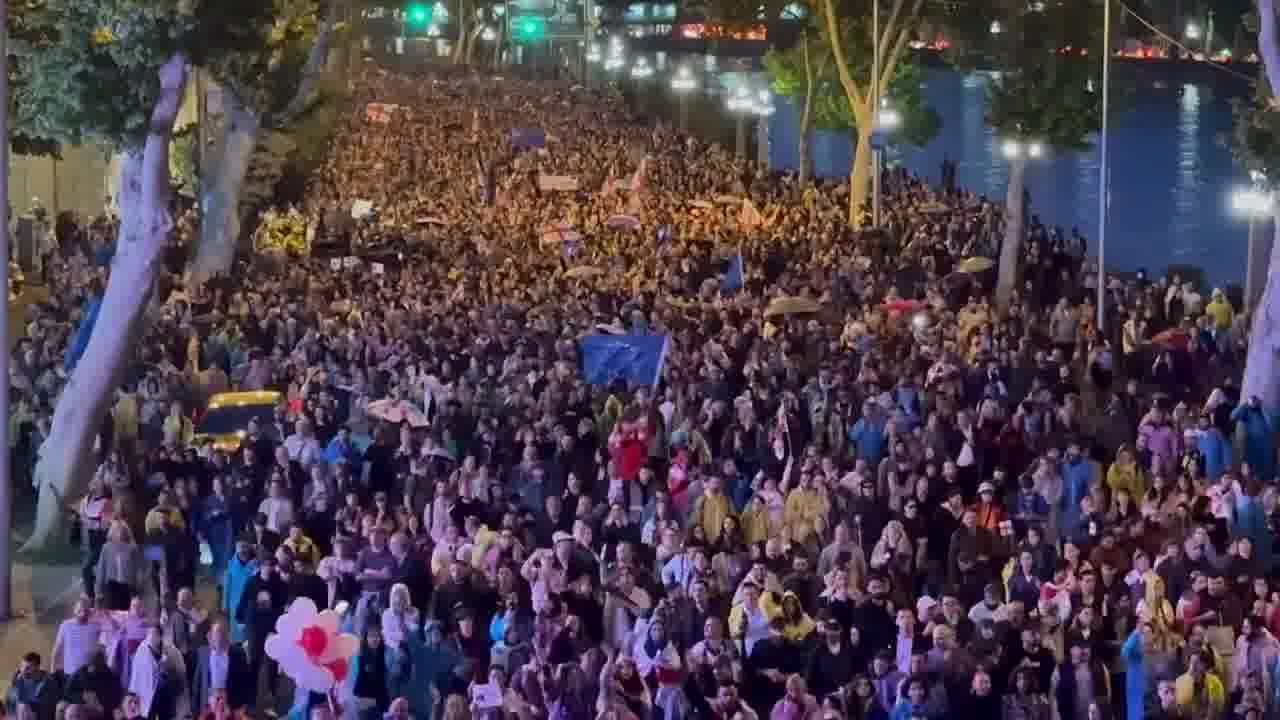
xmin=1171 ymin=84 xmax=1201 ymax=259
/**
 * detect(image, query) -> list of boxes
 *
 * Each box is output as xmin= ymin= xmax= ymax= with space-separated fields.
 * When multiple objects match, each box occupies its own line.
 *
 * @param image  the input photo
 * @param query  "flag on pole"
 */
xmin=580 ymin=334 xmax=670 ymax=387
xmin=656 ymin=225 xmax=674 ymax=256
xmin=721 ymin=252 xmax=744 ymax=292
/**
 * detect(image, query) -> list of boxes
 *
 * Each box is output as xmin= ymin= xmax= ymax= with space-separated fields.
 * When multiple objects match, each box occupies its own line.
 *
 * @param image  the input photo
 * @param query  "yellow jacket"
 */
xmin=690 ymin=491 xmax=733 ymax=545
xmin=784 ymin=487 xmax=828 ymax=545
xmin=144 ymin=507 xmax=185 ymax=535
xmin=1174 ymin=672 xmax=1225 ymax=715
xmin=1205 ymin=298 xmax=1234 ymax=330
xmin=1106 ymin=462 xmax=1147 ymax=501
xmin=283 ymin=535 xmax=320 ymax=566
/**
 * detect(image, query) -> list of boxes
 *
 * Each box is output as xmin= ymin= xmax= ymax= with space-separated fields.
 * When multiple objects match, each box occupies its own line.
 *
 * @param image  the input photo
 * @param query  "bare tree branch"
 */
xmin=822 ymin=0 xmax=867 ymax=120
xmin=879 ymin=0 xmax=923 ymax=94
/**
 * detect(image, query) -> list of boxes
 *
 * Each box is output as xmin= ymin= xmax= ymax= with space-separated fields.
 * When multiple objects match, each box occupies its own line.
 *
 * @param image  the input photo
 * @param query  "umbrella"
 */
xmin=565 ymin=266 xmax=604 ymax=279
xmin=365 ymin=398 xmax=430 ymax=428
xmin=764 ymin=296 xmax=822 ymax=318
xmin=1151 ymin=329 xmax=1190 ymax=350
xmin=606 ymin=214 xmax=641 ymax=230
xmin=958 ymin=256 xmax=995 ymax=273
xmin=882 ymin=299 xmax=926 ymax=314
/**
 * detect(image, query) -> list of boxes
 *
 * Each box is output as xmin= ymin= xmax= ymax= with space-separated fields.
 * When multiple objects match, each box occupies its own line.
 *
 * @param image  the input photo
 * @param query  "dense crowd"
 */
xmin=0 ymin=59 xmax=1266 ymax=720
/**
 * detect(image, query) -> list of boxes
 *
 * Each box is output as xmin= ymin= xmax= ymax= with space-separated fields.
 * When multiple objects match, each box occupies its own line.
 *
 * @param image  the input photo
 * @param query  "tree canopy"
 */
xmin=949 ymin=0 xmax=1106 ymax=150
xmin=14 ymin=0 xmax=329 ymax=152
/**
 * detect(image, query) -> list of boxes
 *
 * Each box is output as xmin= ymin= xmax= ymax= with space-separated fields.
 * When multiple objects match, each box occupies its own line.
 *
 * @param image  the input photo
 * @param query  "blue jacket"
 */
xmin=890 ymin=701 xmax=928 ymax=720
xmin=222 ymin=555 xmax=258 ymax=644
xmin=1122 ymin=630 xmax=1146 ymax=720
xmin=1232 ymin=405 xmax=1275 ymax=480
xmin=850 ymin=416 xmax=888 ymax=466
xmin=1233 ymin=493 xmax=1273 ymax=571
xmin=1059 ymin=458 xmax=1092 ymax=523
xmin=1198 ymin=428 xmax=1232 ymax=482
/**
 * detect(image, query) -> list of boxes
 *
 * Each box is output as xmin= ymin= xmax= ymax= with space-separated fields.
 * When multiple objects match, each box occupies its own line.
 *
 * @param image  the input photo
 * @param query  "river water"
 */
xmin=763 ymin=67 xmax=1257 ymax=287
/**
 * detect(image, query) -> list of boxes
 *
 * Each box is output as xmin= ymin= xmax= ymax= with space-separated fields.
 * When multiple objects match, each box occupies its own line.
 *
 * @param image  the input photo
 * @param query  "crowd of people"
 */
xmin=0 ymin=57 xmax=1267 ymax=720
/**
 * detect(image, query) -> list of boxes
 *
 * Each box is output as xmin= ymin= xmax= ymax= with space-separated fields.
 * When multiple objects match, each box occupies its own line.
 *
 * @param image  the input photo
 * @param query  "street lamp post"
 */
xmin=670 ymin=65 xmax=697 ymax=133
xmin=727 ymin=85 xmax=753 ymax=159
xmin=603 ymin=35 xmax=625 ymax=74
xmin=871 ymin=103 xmax=901 ymax=227
xmin=1232 ymin=174 xmax=1274 ymax=311
xmin=753 ymin=89 xmax=775 ymax=170
xmin=630 ymin=57 xmax=654 ymax=114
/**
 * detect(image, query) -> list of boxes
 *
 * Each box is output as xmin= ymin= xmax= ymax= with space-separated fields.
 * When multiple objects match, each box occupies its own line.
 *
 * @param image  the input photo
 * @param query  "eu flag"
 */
xmin=580 ymin=334 xmax=670 ymax=387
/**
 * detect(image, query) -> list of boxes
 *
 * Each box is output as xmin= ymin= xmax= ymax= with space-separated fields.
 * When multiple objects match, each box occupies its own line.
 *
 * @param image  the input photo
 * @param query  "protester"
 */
xmin=1 ymin=58 xmax=1269 ymax=720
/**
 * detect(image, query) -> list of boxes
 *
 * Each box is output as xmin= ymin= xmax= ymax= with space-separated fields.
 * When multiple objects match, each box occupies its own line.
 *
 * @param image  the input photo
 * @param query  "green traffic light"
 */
xmin=515 ymin=16 xmax=545 ymax=40
xmin=406 ymin=4 xmax=430 ymax=24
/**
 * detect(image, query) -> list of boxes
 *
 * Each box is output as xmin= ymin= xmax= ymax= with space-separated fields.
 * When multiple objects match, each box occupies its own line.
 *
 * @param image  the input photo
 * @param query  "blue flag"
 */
xmin=721 ymin=252 xmax=744 ymax=292
xmin=580 ymin=334 xmax=670 ymax=387
xmin=656 ymin=225 xmax=673 ymax=256
xmin=64 ymin=295 xmax=101 ymax=372
xmin=509 ymin=128 xmax=546 ymax=150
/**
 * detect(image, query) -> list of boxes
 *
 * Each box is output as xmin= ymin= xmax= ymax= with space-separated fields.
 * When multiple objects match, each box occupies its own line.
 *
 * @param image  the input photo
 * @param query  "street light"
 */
xmin=1232 ymin=172 xmax=1274 ymax=310
xmin=727 ymin=85 xmax=754 ymax=159
xmin=871 ymin=102 xmax=901 ymax=226
xmin=990 ymin=20 xmax=1002 ymax=34
xmin=586 ymin=43 xmax=602 ymax=63
xmin=752 ymin=89 xmax=775 ymax=169
xmin=1001 ymin=139 xmax=1045 ymax=159
xmin=671 ymin=65 xmax=697 ymax=132
xmin=1185 ymin=22 xmax=1202 ymax=40
xmin=481 ymin=26 xmax=496 ymax=41
xmin=630 ymin=58 xmax=653 ymax=79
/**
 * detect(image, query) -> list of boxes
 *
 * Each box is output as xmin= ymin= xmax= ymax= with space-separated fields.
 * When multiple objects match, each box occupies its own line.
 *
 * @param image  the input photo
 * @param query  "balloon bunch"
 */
xmin=266 ymin=598 xmax=359 ymax=694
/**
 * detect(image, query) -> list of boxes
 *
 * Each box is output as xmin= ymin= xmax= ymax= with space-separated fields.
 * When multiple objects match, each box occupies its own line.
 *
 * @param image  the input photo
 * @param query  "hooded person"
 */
xmin=222 ymin=541 xmax=258 ymax=644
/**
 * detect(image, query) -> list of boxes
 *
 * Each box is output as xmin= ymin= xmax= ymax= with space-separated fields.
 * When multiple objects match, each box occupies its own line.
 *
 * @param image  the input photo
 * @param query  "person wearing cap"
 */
xmin=974 ymin=479 xmax=1006 ymax=532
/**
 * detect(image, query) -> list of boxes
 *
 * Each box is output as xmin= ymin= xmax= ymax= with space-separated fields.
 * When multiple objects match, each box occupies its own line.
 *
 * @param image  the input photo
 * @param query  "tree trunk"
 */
xmin=847 ymin=127 xmax=873 ymax=227
xmin=189 ymin=97 xmax=260 ymax=280
xmin=798 ymin=121 xmax=811 ymax=186
xmin=22 ymin=55 xmax=188 ymax=553
xmin=0 ymin=0 xmax=13 ymax=617
xmin=1242 ymin=216 xmax=1280 ymax=410
xmin=452 ymin=0 xmax=469 ymax=65
xmin=996 ymin=154 xmax=1027 ymax=312
xmin=799 ymin=32 xmax=812 ymax=187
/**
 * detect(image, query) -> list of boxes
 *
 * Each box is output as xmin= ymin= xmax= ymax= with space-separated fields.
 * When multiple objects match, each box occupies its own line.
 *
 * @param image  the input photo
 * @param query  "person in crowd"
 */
xmin=8 ymin=60 xmax=1269 ymax=720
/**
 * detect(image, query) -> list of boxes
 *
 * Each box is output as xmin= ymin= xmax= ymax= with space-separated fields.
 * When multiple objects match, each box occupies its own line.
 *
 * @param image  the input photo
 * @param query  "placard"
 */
xmin=372 ymin=263 xmax=385 ymax=275
xmin=330 ymin=258 xmax=341 ymax=270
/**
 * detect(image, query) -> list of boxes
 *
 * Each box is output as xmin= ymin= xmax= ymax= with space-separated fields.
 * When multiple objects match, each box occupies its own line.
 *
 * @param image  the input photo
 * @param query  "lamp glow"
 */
xmin=671 ymin=66 xmax=697 ymax=92
xmin=1232 ymin=187 xmax=1274 ymax=217
xmin=1001 ymin=140 xmax=1021 ymax=158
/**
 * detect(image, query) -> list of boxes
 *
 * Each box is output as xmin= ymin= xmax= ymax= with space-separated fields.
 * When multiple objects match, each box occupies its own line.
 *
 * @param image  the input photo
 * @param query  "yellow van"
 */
xmin=192 ymin=390 xmax=282 ymax=452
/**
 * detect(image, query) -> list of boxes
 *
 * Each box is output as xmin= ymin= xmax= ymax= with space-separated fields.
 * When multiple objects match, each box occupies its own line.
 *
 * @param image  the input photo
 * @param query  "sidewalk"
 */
xmin=0 ymin=560 xmax=82 ymax=669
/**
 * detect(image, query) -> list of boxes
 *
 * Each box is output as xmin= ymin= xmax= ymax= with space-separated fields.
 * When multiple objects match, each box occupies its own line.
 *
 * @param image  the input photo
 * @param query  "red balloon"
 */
xmin=326 ymin=658 xmax=349 ymax=683
xmin=299 ymin=627 xmax=328 ymax=658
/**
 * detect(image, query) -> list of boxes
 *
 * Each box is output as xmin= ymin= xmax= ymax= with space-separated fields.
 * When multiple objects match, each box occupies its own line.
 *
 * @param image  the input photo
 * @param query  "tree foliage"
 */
xmin=766 ymin=16 xmax=940 ymax=144
xmin=949 ymin=0 xmax=1105 ymax=149
xmin=14 ymin=0 xmax=326 ymax=152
